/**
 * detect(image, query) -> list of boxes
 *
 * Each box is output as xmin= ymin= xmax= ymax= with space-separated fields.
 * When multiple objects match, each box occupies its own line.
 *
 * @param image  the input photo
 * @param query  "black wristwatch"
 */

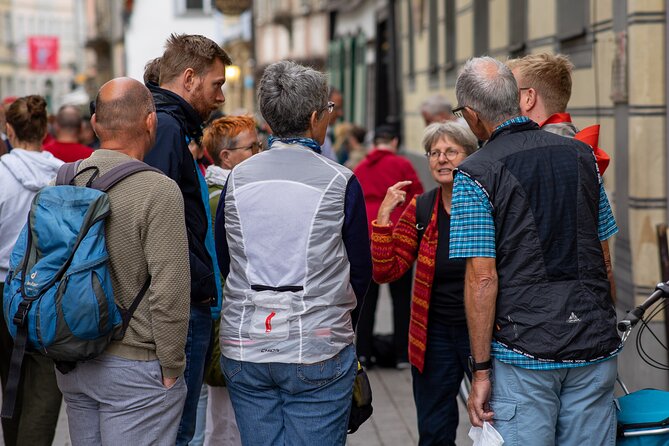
xmin=468 ymin=356 xmax=492 ymax=372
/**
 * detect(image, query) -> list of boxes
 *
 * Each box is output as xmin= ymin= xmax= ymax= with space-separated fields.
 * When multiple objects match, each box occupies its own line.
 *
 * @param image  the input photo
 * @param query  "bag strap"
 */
xmin=415 ymin=187 xmax=439 ymax=246
xmin=90 ymin=160 xmax=163 ymax=192
xmin=55 ymin=160 xmax=83 ymax=186
xmin=117 ymin=276 xmax=152 ymax=338
xmin=1 ymin=302 xmax=30 ymax=419
xmin=56 ymin=159 xmax=162 ymax=191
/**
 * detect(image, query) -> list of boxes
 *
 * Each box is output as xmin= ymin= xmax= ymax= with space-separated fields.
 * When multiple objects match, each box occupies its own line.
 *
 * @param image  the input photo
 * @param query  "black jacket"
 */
xmin=457 ymin=120 xmax=620 ymax=362
xmin=144 ymin=83 xmax=217 ymax=304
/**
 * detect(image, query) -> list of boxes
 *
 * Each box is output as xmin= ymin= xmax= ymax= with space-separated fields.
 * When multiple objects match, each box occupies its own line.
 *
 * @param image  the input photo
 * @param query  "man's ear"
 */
xmin=90 ymin=114 xmax=99 ymax=138
xmin=183 ymin=68 xmax=196 ymax=91
xmin=146 ymin=111 xmax=157 ymax=135
xmin=524 ymin=88 xmax=537 ymax=111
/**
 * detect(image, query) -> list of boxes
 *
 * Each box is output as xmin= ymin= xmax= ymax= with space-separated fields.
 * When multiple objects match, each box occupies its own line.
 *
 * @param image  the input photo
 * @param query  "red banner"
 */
xmin=29 ymin=36 xmax=59 ymax=71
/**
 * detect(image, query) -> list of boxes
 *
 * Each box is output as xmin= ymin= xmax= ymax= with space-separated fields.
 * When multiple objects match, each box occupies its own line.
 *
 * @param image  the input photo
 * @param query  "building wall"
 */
xmin=398 ymin=0 xmax=668 ymax=390
xmin=4 ymin=0 xmax=82 ymax=111
xmin=124 ymin=0 xmax=218 ymax=82
xmin=0 ymin=0 xmax=12 ymax=98
xmin=218 ymin=10 xmax=254 ymax=114
xmin=254 ymin=0 xmax=329 ymax=68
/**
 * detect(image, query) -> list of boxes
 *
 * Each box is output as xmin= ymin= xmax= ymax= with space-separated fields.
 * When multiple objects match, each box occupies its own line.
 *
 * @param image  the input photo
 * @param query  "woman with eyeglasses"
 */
xmin=371 ymin=121 xmax=477 ymax=446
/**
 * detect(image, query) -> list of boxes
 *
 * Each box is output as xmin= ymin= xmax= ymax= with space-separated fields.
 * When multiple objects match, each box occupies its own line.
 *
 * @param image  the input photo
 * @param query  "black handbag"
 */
xmin=348 ymin=360 xmax=373 ymax=434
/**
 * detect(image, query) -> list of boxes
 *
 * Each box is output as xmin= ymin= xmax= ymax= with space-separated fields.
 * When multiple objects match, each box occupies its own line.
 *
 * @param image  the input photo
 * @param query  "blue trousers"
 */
xmin=411 ymin=320 xmax=470 ymax=446
xmin=176 ymin=304 xmax=212 ymax=446
xmin=222 ymin=343 xmax=357 ymax=446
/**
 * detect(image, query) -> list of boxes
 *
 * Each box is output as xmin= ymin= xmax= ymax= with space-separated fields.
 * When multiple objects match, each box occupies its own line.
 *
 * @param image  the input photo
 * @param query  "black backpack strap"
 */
xmin=90 ymin=160 xmax=163 ymax=192
xmin=415 ymin=187 xmax=439 ymax=246
xmin=1 ymin=300 xmax=31 ymax=419
xmin=117 ymin=276 xmax=151 ymax=338
xmin=55 ymin=160 xmax=83 ymax=186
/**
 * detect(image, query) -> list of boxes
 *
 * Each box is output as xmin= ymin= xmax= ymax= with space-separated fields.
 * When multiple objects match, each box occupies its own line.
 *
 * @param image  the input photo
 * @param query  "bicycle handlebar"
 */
xmin=617 ymin=282 xmax=669 ymax=332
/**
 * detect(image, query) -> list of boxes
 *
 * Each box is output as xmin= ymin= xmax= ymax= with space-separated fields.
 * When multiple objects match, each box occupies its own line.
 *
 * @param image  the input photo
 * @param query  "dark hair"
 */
xmin=6 ymin=95 xmax=48 ymax=143
xmin=159 ymin=34 xmax=232 ymax=85
xmin=143 ymin=57 xmax=162 ymax=85
xmin=56 ymin=105 xmax=82 ymax=131
xmin=351 ymin=125 xmax=366 ymax=144
xmin=373 ymin=124 xmax=398 ymax=145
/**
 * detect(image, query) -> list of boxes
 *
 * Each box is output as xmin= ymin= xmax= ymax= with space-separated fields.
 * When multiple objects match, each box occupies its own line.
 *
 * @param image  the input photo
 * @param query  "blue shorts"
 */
xmin=490 ymin=357 xmax=617 ymax=446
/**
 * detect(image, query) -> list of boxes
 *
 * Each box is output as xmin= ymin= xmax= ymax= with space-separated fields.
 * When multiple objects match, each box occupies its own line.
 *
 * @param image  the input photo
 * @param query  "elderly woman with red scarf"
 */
xmin=371 ymin=121 xmax=477 ymax=446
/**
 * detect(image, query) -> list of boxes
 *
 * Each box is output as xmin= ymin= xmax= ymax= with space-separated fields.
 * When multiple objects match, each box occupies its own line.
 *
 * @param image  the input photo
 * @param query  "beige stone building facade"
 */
xmin=397 ymin=0 xmax=667 ymax=388
xmin=0 ymin=0 xmax=12 ymax=99
xmin=253 ymin=0 xmax=330 ymax=71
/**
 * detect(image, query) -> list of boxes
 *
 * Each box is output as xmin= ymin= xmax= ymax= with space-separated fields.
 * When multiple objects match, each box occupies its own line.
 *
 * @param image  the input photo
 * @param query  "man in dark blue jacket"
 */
xmin=143 ymin=33 xmax=230 ymax=446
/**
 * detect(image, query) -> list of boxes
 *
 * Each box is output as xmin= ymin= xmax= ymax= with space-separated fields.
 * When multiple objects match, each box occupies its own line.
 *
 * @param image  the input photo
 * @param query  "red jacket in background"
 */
xmin=44 ymin=140 xmax=94 ymax=163
xmin=354 ymin=148 xmax=424 ymax=235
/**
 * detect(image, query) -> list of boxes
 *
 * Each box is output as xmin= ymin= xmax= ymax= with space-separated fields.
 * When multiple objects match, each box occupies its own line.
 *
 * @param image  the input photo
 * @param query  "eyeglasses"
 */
xmin=425 ymin=149 xmax=462 ymax=161
xmin=224 ymin=141 xmax=262 ymax=153
xmin=451 ymin=105 xmax=467 ymax=119
xmin=320 ymin=101 xmax=335 ymax=114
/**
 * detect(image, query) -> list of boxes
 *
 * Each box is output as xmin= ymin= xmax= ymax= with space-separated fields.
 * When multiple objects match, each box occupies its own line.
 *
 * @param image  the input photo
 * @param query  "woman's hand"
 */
xmin=376 ymin=181 xmax=413 ymax=226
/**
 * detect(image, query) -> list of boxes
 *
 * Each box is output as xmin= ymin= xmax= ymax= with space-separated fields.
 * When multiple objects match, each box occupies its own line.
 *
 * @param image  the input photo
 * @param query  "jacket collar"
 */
xmin=147 ymin=82 xmax=204 ymax=141
xmin=488 ymin=119 xmax=540 ymax=144
xmin=539 ymin=112 xmax=572 ymax=127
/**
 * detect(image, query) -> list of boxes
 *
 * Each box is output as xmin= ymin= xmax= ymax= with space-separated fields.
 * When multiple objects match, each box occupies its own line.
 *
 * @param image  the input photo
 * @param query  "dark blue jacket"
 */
xmin=144 ymin=83 xmax=217 ymax=304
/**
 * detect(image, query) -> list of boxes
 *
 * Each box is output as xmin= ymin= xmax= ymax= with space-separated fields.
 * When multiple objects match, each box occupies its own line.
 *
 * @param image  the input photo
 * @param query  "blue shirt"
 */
xmin=449 ymin=118 xmax=619 ymax=369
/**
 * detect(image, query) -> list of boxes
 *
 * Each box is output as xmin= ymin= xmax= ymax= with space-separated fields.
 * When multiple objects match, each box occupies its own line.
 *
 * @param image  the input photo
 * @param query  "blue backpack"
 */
xmin=1 ymin=160 xmax=159 ymax=419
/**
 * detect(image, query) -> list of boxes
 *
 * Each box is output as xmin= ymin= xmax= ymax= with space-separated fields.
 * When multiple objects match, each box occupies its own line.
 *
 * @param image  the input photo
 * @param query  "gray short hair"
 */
xmin=455 ymin=56 xmax=520 ymax=125
xmin=420 ymin=94 xmax=452 ymax=116
xmin=422 ymin=122 xmax=478 ymax=156
xmin=258 ymin=61 xmax=328 ymax=137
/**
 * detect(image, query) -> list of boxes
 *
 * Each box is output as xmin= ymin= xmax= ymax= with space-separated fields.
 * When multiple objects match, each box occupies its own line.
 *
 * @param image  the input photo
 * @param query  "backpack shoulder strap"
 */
xmin=90 ymin=160 xmax=163 ymax=192
xmin=415 ymin=187 xmax=439 ymax=246
xmin=117 ymin=276 xmax=151 ymax=338
xmin=55 ymin=160 xmax=83 ymax=186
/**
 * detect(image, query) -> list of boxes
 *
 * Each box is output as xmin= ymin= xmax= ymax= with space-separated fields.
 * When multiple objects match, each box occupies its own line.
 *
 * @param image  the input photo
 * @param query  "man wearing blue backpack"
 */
xmin=51 ymin=77 xmax=191 ymax=444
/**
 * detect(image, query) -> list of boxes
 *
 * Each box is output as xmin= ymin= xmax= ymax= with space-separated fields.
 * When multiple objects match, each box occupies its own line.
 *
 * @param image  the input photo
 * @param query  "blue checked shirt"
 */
xmin=450 ymin=117 xmax=619 ymax=370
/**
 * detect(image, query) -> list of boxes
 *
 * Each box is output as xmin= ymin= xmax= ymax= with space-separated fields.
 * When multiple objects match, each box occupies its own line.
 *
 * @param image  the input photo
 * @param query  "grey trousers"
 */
xmin=56 ymin=353 xmax=187 ymax=446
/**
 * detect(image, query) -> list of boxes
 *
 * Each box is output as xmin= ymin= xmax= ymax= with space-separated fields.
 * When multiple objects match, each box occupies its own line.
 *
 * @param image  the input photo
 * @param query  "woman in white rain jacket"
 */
xmin=0 ymin=95 xmax=63 ymax=446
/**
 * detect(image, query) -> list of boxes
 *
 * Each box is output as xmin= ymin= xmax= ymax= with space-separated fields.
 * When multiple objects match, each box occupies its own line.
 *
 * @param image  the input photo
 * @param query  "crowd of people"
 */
xmin=0 ymin=32 xmax=620 ymax=446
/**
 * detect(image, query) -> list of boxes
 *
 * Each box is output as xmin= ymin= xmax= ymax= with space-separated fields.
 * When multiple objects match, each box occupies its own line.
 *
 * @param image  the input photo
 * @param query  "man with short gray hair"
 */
xmin=449 ymin=57 xmax=620 ymax=445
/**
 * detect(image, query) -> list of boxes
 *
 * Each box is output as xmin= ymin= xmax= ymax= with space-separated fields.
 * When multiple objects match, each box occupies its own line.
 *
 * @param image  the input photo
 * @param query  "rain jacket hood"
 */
xmin=0 ymin=149 xmax=63 ymax=191
xmin=0 ymin=149 xmax=64 ymax=281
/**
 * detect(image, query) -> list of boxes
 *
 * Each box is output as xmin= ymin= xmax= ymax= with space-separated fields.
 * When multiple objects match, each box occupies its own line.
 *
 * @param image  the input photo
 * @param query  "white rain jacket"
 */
xmin=0 ymin=149 xmax=64 ymax=281
xmin=221 ymin=142 xmax=356 ymax=363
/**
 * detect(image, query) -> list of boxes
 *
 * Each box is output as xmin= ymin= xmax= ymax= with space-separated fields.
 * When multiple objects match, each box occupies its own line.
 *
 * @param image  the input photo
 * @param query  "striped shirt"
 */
xmin=449 ymin=118 xmax=619 ymax=369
